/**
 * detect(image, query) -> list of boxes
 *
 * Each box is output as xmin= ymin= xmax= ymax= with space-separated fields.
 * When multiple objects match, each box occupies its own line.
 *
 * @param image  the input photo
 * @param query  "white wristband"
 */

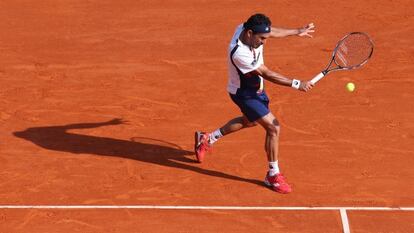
xmin=291 ymin=79 xmax=301 ymax=89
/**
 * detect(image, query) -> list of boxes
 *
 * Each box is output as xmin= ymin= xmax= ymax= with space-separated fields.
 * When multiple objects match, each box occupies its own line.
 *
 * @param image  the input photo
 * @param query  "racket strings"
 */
xmin=334 ymin=33 xmax=373 ymax=68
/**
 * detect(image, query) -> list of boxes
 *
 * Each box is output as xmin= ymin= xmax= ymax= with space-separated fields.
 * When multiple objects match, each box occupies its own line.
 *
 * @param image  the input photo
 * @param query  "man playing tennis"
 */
xmin=195 ymin=13 xmax=315 ymax=194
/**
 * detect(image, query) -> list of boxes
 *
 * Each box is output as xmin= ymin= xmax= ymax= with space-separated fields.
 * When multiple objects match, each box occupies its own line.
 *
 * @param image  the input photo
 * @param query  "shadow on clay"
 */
xmin=13 ymin=118 xmax=263 ymax=187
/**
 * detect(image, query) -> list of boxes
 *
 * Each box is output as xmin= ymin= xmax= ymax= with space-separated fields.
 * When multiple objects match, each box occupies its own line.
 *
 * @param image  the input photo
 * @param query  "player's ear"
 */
xmin=246 ymin=29 xmax=254 ymax=38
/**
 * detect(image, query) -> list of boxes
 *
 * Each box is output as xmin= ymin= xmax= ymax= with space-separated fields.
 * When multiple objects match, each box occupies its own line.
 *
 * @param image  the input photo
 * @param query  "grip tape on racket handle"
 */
xmin=310 ymin=72 xmax=325 ymax=84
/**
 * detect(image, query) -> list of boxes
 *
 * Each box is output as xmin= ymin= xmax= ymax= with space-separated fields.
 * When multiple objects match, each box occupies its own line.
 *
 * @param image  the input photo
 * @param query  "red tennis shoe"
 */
xmin=194 ymin=131 xmax=211 ymax=163
xmin=264 ymin=172 xmax=292 ymax=194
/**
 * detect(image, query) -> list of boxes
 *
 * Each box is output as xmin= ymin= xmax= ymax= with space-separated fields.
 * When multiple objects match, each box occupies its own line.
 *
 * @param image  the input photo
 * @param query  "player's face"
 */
xmin=251 ymin=32 xmax=270 ymax=48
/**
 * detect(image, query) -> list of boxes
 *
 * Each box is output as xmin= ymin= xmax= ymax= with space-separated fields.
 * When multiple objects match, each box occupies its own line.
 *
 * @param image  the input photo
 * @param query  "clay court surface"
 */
xmin=0 ymin=0 xmax=413 ymax=232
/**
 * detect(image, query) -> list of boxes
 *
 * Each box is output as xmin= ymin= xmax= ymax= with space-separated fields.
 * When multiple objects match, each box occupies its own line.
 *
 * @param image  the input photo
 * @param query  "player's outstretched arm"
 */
xmin=270 ymin=23 xmax=315 ymax=38
xmin=251 ymin=65 xmax=314 ymax=92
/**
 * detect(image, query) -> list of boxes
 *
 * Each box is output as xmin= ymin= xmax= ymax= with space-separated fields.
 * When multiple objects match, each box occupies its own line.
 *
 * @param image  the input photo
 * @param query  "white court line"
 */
xmin=0 ymin=205 xmax=413 ymax=211
xmin=340 ymin=208 xmax=351 ymax=233
xmin=2 ymin=205 xmax=412 ymax=233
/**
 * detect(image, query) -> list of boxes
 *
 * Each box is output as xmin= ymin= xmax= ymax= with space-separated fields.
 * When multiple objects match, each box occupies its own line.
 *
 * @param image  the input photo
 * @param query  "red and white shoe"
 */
xmin=264 ymin=172 xmax=292 ymax=194
xmin=194 ymin=131 xmax=211 ymax=163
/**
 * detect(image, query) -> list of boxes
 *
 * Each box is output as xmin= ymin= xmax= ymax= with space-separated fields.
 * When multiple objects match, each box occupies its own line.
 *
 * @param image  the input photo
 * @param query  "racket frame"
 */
xmin=311 ymin=32 xmax=374 ymax=84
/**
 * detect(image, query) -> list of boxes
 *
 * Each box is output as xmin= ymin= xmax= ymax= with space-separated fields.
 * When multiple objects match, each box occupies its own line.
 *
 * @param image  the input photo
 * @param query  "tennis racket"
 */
xmin=310 ymin=32 xmax=374 ymax=84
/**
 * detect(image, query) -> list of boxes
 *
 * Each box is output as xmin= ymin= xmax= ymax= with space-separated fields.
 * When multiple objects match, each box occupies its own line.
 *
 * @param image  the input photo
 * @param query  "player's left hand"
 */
xmin=298 ymin=23 xmax=315 ymax=38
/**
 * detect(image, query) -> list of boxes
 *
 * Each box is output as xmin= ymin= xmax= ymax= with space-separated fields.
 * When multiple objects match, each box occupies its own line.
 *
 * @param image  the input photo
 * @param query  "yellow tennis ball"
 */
xmin=346 ymin=82 xmax=355 ymax=92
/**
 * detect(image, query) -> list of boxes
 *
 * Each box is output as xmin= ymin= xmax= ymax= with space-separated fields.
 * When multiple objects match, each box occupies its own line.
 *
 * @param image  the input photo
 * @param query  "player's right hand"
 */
xmin=299 ymin=81 xmax=314 ymax=92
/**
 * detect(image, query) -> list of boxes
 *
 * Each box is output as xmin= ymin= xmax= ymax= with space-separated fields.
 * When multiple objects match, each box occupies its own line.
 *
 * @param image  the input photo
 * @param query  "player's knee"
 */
xmin=266 ymin=119 xmax=280 ymax=136
xmin=245 ymin=121 xmax=258 ymax=127
xmin=242 ymin=117 xmax=257 ymax=128
xmin=266 ymin=125 xmax=279 ymax=136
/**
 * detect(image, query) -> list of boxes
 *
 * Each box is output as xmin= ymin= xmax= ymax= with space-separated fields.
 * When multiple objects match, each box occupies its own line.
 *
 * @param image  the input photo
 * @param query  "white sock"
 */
xmin=208 ymin=129 xmax=223 ymax=145
xmin=268 ymin=161 xmax=280 ymax=176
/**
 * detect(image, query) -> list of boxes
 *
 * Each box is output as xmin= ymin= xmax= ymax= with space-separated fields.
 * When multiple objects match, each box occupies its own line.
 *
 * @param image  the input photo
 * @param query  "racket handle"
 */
xmin=310 ymin=72 xmax=325 ymax=84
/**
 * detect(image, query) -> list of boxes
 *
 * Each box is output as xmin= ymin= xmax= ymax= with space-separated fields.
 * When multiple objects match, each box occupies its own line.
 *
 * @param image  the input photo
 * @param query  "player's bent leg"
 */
xmin=220 ymin=115 xmax=257 ymax=136
xmin=195 ymin=115 xmax=257 ymax=163
xmin=241 ymin=114 xmax=258 ymax=128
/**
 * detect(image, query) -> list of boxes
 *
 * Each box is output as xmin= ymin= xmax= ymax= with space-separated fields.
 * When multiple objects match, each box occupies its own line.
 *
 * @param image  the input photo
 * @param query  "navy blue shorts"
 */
xmin=230 ymin=90 xmax=270 ymax=122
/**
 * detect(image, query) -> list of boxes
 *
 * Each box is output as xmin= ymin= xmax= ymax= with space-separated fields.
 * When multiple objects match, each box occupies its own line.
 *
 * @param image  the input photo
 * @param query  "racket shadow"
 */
xmin=13 ymin=118 xmax=262 ymax=187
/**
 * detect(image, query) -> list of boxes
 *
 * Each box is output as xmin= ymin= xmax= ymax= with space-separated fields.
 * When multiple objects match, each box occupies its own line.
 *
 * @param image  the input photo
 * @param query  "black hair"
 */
xmin=243 ymin=13 xmax=272 ymax=33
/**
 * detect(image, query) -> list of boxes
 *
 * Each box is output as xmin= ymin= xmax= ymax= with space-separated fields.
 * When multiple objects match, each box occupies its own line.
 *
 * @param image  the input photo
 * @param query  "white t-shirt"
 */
xmin=227 ymin=24 xmax=264 ymax=95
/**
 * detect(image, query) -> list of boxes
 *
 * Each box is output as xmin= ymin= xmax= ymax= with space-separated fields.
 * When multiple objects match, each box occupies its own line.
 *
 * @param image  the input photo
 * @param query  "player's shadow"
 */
xmin=13 ymin=118 xmax=262 ymax=186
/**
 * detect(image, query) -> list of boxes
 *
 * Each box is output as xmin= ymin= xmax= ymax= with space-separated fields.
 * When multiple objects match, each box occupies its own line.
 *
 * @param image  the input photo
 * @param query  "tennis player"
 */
xmin=195 ymin=13 xmax=315 ymax=194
